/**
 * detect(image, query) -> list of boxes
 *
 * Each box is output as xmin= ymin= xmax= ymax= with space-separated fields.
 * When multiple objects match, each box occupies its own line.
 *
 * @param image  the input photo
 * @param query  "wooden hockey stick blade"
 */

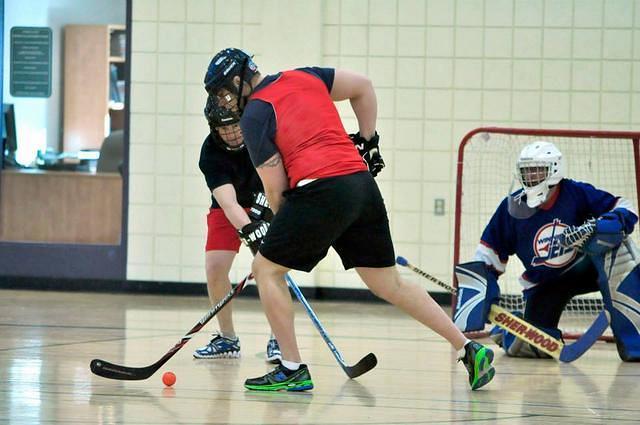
xmin=559 ymin=310 xmax=609 ymax=362
xmin=343 ymin=352 xmax=378 ymax=379
xmin=489 ymin=305 xmax=609 ymax=362
xmin=90 ymin=274 xmax=252 ymax=380
xmin=488 ymin=305 xmax=564 ymax=359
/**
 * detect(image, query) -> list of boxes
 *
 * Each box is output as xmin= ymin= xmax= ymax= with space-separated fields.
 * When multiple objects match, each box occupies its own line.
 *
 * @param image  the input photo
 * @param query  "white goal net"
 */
xmin=453 ymin=127 xmax=640 ymax=339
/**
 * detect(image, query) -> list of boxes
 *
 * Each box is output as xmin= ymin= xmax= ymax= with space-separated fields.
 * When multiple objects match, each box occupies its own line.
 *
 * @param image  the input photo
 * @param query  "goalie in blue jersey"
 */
xmin=454 ymin=141 xmax=640 ymax=361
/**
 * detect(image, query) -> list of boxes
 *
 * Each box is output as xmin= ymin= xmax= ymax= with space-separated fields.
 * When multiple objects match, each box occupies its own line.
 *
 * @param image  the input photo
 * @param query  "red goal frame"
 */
xmin=452 ymin=127 xmax=640 ymax=340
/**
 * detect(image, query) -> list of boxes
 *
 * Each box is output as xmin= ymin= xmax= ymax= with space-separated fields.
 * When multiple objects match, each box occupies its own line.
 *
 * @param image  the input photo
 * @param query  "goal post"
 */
xmin=453 ymin=127 xmax=640 ymax=339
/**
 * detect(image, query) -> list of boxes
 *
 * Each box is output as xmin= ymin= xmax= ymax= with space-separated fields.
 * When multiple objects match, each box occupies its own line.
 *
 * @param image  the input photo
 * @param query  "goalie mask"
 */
xmin=205 ymin=95 xmax=245 ymax=151
xmin=203 ymin=48 xmax=258 ymax=127
xmin=515 ymin=141 xmax=564 ymax=208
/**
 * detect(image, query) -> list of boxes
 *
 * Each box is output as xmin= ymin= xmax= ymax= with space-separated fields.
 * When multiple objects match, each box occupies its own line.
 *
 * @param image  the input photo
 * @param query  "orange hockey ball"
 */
xmin=162 ymin=371 xmax=176 ymax=387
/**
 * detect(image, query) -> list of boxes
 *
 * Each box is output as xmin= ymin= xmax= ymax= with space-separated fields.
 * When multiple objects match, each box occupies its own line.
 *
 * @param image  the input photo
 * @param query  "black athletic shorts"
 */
xmin=259 ymin=171 xmax=396 ymax=272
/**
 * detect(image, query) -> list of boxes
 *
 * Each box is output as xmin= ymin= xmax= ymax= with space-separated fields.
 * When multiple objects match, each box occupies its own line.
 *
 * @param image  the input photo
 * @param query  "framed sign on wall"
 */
xmin=10 ymin=26 xmax=52 ymax=98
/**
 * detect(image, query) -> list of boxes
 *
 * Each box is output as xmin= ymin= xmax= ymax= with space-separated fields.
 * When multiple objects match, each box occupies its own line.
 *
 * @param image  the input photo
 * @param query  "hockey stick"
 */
xmin=90 ymin=273 xmax=253 ymax=380
xmin=285 ymin=274 xmax=377 ymax=379
xmin=396 ymin=256 xmax=608 ymax=362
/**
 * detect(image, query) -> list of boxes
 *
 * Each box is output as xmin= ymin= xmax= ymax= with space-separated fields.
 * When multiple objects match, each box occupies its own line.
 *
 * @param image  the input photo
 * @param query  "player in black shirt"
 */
xmin=193 ymin=95 xmax=281 ymax=363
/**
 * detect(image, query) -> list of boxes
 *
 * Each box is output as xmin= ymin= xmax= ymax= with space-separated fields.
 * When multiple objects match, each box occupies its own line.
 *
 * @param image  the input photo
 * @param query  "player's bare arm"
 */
xmin=330 ymin=69 xmax=377 ymax=139
xmin=255 ymin=152 xmax=288 ymax=214
xmin=212 ymin=184 xmax=252 ymax=229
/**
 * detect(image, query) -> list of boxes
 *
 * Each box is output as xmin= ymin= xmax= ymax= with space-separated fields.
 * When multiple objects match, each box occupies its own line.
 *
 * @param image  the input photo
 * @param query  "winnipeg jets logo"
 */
xmin=531 ymin=219 xmax=576 ymax=268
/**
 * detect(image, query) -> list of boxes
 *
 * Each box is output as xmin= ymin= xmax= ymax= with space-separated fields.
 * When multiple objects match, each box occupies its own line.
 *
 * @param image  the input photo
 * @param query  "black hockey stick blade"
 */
xmin=343 ymin=352 xmax=377 ymax=379
xmin=90 ymin=358 xmax=160 ymax=381
xmin=90 ymin=333 xmax=193 ymax=380
xmin=90 ymin=273 xmax=251 ymax=380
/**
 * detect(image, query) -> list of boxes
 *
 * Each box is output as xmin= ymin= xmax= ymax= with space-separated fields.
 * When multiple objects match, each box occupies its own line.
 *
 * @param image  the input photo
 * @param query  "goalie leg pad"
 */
xmin=453 ymin=261 xmax=500 ymax=332
xmin=593 ymin=239 xmax=640 ymax=361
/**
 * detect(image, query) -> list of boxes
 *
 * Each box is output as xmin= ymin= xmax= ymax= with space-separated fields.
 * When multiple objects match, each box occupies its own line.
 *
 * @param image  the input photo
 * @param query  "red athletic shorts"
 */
xmin=205 ymin=208 xmax=242 ymax=252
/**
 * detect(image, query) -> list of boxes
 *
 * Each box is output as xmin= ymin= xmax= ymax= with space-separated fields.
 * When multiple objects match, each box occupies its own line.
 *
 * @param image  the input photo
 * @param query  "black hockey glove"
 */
xmin=349 ymin=131 xmax=385 ymax=177
xmin=248 ymin=192 xmax=274 ymax=223
xmin=238 ymin=220 xmax=270 ymax=255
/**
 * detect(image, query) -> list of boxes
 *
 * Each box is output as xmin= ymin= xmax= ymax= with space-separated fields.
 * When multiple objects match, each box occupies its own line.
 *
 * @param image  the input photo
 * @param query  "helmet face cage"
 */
xmin=205 ymin=95 xmax=244 ymax=151
xmin=216 ymin=123 xmax=244 ymax=151
xmin=518 ymin=163 xmax=551 ymax=188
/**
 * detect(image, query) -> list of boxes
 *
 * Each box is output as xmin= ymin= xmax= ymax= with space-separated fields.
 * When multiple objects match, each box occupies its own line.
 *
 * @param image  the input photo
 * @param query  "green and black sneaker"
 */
xmin=244 ymin=364 xmax=314 ymax=392
xmin=459 ymin=341 xmax=495 ymax=390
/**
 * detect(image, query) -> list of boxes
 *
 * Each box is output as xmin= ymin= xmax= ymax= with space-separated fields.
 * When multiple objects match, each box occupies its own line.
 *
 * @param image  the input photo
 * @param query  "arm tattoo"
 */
xmin=258 ymin=154 xmax=282 ymax=168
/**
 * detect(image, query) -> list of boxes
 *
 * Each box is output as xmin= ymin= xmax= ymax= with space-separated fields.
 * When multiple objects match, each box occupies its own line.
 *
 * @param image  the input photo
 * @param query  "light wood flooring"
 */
xmin=0 ymin=289 xmax=638 ymax=424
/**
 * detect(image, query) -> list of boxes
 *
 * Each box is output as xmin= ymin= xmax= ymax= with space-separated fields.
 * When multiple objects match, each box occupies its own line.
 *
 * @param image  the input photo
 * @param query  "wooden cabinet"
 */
xmin=0 ymin=169 xmax=123 ymax=244
xmin=63 ymin=24 xmax=126 ymax=152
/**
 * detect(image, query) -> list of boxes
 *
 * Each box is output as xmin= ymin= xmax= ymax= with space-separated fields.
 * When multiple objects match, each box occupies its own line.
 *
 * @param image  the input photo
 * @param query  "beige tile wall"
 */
xmin=128 ymin=0 xmax=640 ymax=291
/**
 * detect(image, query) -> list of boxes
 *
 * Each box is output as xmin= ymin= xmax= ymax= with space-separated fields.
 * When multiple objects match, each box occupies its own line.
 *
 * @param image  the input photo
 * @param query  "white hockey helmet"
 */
xmin=516 ymin=141 xmax=564 ymax=208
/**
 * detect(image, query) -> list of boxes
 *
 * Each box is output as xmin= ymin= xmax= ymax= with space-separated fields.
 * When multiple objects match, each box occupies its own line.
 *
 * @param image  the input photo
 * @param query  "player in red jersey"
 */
xmin=204 ymin=48 xmax=496 ymax=391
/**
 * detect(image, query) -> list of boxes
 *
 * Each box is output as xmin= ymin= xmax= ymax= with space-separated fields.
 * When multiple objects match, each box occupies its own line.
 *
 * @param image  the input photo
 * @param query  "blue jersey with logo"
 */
xmin=478 ymin=179 xmax=621 ymax=287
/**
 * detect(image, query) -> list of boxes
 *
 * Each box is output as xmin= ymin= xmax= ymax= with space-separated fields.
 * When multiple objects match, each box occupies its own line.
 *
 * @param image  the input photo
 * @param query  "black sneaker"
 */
xmin=244 ymin=364 xmax=314 ymax=392
xmin=459 ymin=341 xmax=495 ymax=390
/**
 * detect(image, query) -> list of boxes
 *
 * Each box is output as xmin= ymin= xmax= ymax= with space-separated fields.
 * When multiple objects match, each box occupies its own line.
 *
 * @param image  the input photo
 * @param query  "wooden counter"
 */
xmin=0 ymin=169 xmax=123 ymax=244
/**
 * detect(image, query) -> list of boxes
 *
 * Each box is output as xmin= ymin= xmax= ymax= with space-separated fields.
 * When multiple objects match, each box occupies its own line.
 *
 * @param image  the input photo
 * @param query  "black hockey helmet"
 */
xmin=203 ymin=48 xmax=258 ymax=126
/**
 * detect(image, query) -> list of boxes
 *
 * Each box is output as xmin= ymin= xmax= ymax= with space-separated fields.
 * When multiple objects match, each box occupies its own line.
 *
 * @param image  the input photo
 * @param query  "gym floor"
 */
xmin=0 ymin=289 xmax=637 ymax=424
